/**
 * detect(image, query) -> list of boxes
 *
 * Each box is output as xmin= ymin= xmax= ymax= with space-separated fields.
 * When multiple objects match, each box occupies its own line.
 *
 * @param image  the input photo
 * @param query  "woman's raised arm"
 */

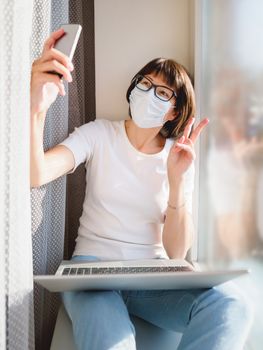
xmin=30 ymin=29 xmax=75 ymax=188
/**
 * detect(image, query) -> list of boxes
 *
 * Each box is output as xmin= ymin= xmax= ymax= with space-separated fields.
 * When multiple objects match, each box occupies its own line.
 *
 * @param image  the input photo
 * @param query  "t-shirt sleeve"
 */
xmin=183 ymin=163 xmax=195 ymax=214
xmin=59 ymin=120 xmax=98 ymax=174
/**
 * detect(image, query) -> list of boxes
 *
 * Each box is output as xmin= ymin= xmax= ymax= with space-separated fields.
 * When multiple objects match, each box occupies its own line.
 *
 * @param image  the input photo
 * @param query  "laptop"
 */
xmin=34 ymin=258 xmax=248 ymax=292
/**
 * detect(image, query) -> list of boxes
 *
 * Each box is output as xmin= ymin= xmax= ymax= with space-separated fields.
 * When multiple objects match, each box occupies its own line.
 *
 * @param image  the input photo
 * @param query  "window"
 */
xmin=195 ymin=1 xmax=263 ymax=348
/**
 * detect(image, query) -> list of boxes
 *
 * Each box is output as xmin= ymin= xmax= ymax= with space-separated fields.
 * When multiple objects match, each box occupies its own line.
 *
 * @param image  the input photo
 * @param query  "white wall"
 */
xmin=95 ymin=0 xmax=194 ymax=120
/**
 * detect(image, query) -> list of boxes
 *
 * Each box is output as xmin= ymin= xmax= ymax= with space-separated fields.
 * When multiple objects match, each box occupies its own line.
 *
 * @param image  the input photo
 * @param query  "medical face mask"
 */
xmin=129 ymin=87 xmax=172 ymax=128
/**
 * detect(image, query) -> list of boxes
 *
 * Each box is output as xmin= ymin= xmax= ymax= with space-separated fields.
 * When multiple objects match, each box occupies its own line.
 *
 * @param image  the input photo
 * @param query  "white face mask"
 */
xmin=129 ymin=88 xmax=172 ymax=128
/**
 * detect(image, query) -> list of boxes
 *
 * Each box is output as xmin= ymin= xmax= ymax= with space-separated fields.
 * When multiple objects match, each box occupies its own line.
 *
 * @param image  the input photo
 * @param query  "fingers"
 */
xmin=41 ymin=48 xmax=74 ymax=71
xmin=172 ymin=135 xmax=185 ymax=151
xmin=183 ymin=117 xmax=195 ymax=139
xmin=40 ymin=60 xmax=73 ymax=82
xmin=173 ymin=140 xmax=196 ymax=159
xmin=170 ymin=117 xmax=208 ymax=161
xmin=190 ymin=118 xmax=209 ymax=143
xmin=38 ymin=73 xmax=66 ymax=96
xmin=42 ymin=28 xmax=65 ymax=55
xmin=179 ymin=135 xmax=185 ymax=143
xmin=36 ymin=30 xmax=74 ymax=84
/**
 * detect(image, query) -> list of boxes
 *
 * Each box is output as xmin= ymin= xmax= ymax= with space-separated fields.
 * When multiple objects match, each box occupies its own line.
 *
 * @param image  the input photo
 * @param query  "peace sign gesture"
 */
xmin=167 ymin=117 xmax=209 ymax=189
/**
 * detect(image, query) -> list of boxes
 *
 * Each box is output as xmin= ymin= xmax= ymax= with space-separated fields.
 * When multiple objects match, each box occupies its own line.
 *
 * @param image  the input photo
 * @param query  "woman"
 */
xmin=31 ymin=28 xmax=253 ymax=350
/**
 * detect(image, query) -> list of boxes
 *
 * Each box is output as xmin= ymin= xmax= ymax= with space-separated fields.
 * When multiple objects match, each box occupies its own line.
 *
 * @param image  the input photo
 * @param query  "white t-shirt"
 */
xmin=60 ymin=119 xmax=194 ymax=260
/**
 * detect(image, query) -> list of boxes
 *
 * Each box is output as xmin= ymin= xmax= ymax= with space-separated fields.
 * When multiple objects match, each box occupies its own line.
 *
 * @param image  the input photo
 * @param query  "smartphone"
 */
xmin=50 ymin=24 xmax=82 ymax=78
xmin=54 ymin=24 xmax=82 ymax=60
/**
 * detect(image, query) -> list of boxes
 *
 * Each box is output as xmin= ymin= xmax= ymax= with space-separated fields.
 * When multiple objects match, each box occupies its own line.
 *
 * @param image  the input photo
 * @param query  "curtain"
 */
xmin=64 ymin=0 xmax=96 ymax=259
xmin=0 ymin=1 xmax=34 ymax=349
xmin=31 ymin=0 xmax=96 ymax=348
xmin=31 ymin=0 xmax=69 ymax=349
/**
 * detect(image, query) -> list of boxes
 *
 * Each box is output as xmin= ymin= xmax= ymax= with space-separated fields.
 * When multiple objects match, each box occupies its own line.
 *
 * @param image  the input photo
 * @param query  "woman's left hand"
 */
xmin=167 ymin=117 xmax=209 ymax=188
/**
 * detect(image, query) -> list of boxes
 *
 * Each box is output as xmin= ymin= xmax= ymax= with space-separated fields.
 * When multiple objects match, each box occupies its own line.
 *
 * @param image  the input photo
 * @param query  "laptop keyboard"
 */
xmin=61 ymin=265 xmax=192 ymax=276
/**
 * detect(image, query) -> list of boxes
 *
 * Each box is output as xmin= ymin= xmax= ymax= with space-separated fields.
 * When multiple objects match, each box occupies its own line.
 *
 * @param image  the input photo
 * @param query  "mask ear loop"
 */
xmin=163 ymin=103 xmax=177 ymax=125
xmin=128 ymin=75 xmax=143 ymax=102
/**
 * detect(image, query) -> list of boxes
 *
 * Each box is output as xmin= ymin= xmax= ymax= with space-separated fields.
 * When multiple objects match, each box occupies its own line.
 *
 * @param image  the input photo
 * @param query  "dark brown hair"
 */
xmin=126 ymin=58 xmax=196 ymax=139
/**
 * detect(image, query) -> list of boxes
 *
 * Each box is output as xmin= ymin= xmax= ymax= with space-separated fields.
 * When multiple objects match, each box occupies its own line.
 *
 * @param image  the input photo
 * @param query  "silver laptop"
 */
xmin=34 ymin=258 xmax=248 ymax=292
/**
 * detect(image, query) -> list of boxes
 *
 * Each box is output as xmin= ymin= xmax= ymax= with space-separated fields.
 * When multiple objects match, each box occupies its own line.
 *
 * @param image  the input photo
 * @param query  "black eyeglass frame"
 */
xmin=134 ymin=74 xmax=177 ymax=102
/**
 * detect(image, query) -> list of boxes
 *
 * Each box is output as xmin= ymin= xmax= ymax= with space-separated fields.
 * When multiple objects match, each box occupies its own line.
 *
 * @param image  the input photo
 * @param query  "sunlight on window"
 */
xmin=197 ymin=1 xmax=263 ymax=348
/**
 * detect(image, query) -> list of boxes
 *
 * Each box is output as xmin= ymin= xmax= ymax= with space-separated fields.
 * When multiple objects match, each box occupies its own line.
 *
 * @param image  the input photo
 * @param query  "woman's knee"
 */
xmin=63 ymin=290 xmax=125 ymax=320
xmin=63 ymin=290 xmax=135 ymax=332
xmin=62 ymin=290 xmax=136 ymax=350
xmin=195 ymin=282 xmax=254 ymax=327
xmin=215 ymin=282 xmax=253 ymax=315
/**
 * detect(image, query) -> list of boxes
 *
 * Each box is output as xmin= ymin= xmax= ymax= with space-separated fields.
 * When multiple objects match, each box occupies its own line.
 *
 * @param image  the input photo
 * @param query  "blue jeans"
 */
xmin=62 ymin=255 xmax=253 ymax=350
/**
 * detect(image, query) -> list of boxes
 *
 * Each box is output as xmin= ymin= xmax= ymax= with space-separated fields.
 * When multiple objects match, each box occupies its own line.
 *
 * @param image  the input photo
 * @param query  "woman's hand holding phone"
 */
xmin=30 ymin=28 xmax=74 ymax=115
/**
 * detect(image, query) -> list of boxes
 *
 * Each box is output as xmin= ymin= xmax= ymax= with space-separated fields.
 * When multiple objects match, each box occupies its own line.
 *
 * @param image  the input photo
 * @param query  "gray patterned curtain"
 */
xmin=65 ymin=0 xmax=96 ymax=259
xmin=31 ymin=1 xmax=69 ymax=349
xmin=31 ymin=0 xmax=96 ymax=349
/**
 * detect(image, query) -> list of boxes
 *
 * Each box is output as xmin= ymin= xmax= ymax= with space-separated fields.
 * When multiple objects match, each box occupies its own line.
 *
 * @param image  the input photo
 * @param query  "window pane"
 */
xmin=198 ymin=1 xmax=263 ymax=348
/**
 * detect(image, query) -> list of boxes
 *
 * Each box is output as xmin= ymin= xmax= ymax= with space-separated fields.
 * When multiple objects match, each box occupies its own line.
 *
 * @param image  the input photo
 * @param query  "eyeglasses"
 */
xmin=134 ymin=75 xmax=177 ymax=102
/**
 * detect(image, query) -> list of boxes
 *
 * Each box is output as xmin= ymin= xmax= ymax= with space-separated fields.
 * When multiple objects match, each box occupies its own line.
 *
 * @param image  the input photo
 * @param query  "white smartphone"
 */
xmin=54 ymin=24 xmax=82 ymax=60
xmin=50 ymin=24 xmax=82 ymax=78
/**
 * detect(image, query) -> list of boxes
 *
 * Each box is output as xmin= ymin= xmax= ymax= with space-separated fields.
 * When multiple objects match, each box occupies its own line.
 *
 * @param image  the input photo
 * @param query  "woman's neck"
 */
xmin=124 ymin=119 xmax=165 ymax=154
